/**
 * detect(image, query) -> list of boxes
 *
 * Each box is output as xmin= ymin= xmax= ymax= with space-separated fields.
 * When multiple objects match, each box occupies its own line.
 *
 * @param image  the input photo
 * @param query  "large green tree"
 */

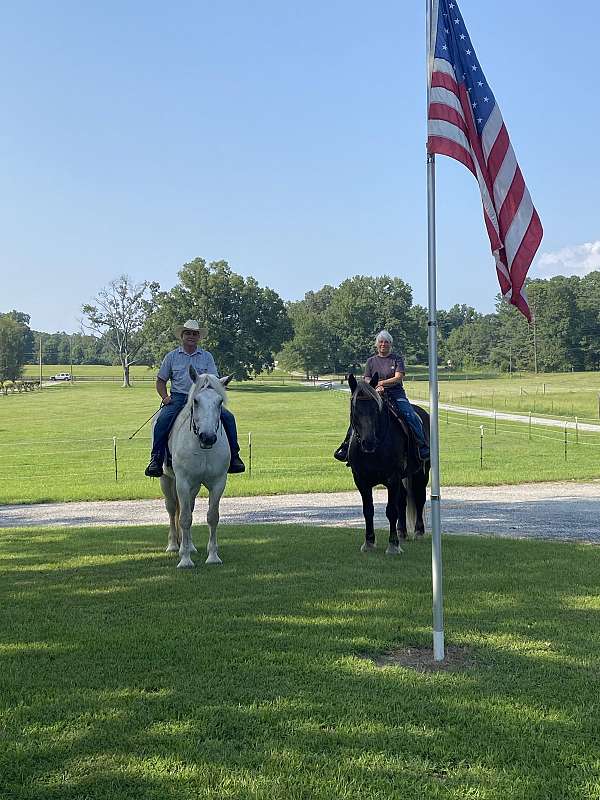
xmin=82 ymin=276 xmax=157 ymax=387
xmin=144 ymin=259 xmax=292 ymax=379
xmin=0 ymin=311 xmax=30 ymax=381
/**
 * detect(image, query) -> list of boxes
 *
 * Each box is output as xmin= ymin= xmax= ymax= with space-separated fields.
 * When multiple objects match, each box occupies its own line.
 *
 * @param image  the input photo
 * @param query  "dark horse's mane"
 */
xmin=347 ymin=373 xmax=430 ymax=550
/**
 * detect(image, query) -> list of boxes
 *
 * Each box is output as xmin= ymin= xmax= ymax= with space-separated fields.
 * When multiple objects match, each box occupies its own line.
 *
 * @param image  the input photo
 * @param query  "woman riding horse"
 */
xmin=334 ymin=330 xmax=429 ymax=462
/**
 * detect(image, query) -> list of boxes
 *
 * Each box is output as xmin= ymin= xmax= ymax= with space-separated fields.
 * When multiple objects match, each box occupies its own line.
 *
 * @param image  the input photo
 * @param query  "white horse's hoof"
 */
xmin=361 ymin=542 xmax=376 ymax=553
xmin=189 ymin=542 xmax=198 ymax=553
xmin=165 ymin=543 xmax=179 ymax=553
xmin=205 ymin=553 xmax=222 ymax=565
xmin=177 ymin=557 xmax=195 ymax=568
xmin=385 ymin=544 xmax=404 ymax=556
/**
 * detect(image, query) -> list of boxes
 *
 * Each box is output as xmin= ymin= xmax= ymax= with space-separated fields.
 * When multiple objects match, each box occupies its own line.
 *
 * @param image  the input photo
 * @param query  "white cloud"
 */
xmin=534 ymin=241 xmax=600 ymax=278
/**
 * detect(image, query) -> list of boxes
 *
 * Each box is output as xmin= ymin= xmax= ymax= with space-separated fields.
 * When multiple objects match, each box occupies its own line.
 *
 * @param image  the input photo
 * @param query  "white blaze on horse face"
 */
xmin=193 ymin=387 xmax=222 ymax=448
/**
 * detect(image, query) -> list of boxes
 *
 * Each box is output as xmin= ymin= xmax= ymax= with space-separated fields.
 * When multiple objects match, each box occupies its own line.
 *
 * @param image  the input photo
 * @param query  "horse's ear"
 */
xmin=369 ymin=372 xmax=379 ymax=388
xmin=348 ymin=374 xmax=357 ymax=393
xmin=220 ymin=374 xmax=233 ymax=387
xmin=189 ymin=365 xmax=198 ymax=382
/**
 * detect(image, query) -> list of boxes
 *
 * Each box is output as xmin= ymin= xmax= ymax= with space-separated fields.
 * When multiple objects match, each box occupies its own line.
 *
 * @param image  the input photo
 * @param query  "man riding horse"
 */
xmin=145 ymin=319 xmax=245 ymax=478
xmin=334 ymin=329 xmax=429 ymax=463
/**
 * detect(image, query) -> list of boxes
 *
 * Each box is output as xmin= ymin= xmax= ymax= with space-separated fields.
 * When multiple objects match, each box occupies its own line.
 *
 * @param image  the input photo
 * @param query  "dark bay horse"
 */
xmin=347 ymin=373 xmax=430 ymax=554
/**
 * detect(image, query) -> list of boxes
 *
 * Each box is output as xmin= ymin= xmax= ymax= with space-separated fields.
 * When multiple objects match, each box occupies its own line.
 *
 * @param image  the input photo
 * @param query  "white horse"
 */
xmin=160 ymin=368 xmax=232 ymax=568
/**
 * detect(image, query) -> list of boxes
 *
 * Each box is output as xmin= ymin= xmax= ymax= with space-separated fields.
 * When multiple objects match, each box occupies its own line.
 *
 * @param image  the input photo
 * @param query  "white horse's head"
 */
xmin=187 ymin=367 xmax=232 ymax=449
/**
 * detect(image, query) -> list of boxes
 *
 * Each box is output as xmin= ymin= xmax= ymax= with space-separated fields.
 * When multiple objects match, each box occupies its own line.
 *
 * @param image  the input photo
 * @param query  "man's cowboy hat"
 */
xmin=174 ymin=319 xmax=208 ymax=338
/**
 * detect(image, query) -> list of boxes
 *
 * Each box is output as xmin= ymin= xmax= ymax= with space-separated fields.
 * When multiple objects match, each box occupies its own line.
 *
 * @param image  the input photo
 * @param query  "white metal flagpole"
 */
xmin=426 ymin=0 xmax=445 ymax=661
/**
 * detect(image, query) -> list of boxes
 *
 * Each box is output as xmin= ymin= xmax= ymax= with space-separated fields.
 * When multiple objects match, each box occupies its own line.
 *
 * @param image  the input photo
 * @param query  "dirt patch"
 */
xmin=362 ymin=645 xmax=474 ymax=672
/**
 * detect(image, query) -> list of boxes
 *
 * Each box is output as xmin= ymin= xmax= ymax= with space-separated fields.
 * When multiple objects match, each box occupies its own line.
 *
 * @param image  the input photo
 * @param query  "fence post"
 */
xmin=564 ymin=423 xmax=568 ymax=462
xmin=494 ymin=409 xmax=497 ymax=435
xmin=480 ymin=425 xmax=484 ymax=468
xmin=113 ymin=436 xmax=118 ymax=481
xmin=575 ymin=417 xmax=579 ymax=444
xmin=529 ymin=411 xmax=532 ymax=441
xmin=248 ymin=431 xmax=252 ymax=477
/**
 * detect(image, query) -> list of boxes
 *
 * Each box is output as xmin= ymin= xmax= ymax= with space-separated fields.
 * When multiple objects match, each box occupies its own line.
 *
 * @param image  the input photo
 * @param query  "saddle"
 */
xmin=381 ymin=394 xmax=428 ymax=471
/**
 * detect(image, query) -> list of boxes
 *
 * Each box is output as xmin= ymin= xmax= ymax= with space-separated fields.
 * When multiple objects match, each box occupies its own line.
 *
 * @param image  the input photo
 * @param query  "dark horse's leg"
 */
xmin=412 ymin=468 xmax=428 ymax=537
xmin=355 ymin=478 xmax=376 ymax=552
xmin=385 ymin=476 xmax=403 ymax=555
xmin=397 ymin=480 xmax=408 ymax=540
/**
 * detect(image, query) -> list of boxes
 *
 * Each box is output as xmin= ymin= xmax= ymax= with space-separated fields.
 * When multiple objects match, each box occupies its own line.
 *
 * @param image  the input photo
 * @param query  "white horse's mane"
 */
xmin=354 ymin=380 xmax=383 ymax=410
xmin=186 ymin=373 xmax=228 ymax=409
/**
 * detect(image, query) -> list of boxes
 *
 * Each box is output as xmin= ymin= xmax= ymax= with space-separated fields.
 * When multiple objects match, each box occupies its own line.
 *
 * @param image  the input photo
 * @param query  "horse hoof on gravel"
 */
xmin=177 ymin=557 xmax=195 ymax=568
xmin=385 ymin=544 xmax=404 ymax=556
xmin=361 ymin=541 xmax=377 ymax=553
xmin=205 ymin=553 xmax=222 ymax=565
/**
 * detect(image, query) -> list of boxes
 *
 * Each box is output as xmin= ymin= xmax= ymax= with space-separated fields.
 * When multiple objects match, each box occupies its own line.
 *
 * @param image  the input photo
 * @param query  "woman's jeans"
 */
xmin=150 ymin=392 xmax=240 ymax=462
xmin=386 ymin=387 xmax=427 ymax=452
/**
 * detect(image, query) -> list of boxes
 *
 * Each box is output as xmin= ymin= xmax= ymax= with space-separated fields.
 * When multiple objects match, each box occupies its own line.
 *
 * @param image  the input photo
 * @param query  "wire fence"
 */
xmin=1 ymin=404 xmax=599 ymax=488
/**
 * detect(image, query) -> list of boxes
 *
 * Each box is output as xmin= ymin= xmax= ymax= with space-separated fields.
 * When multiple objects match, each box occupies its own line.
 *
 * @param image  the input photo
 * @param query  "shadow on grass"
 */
xmin=1 ymin=525 xmax=599 ymax=799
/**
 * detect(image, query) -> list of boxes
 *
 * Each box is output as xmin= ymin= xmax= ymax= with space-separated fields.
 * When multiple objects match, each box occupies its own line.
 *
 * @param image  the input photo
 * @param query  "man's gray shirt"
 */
xmin=157 ymin=347 xmax=218 ymax=394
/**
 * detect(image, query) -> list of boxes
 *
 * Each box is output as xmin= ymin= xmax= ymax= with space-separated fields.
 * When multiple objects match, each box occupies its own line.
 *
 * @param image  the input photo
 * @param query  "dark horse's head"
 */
xmin=347 ymin=372 xmax=387 ymax=454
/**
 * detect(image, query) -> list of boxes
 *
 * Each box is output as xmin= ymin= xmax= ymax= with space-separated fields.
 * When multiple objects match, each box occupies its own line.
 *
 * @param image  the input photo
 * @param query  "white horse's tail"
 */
xmin=404 ymin=475 xmax=417 ymax=534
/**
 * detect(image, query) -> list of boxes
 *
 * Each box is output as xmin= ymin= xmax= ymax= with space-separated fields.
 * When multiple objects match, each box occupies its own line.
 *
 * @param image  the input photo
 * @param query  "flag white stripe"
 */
xmin=432 ymin=57 xmax=456 ymax=80
xmin=429 ymin=85 xmax=464 ymax=117
xmin=492 ymin=144 xmax=518 ymax=214
xmin=504 ymin=191 xmax=534 ymax=269
xmin=481 ymin=105 xmax=504 ymax=162
xmin=427 ymin=118 xmax=471 ymax=154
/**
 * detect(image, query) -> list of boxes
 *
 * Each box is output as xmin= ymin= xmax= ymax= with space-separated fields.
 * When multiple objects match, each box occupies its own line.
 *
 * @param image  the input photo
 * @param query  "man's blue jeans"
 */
xmin=151 ymin=392 xmax=240 ymax=462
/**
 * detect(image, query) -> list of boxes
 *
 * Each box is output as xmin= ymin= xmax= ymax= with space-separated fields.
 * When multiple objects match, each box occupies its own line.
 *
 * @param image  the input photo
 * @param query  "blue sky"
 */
xmin=1 ymin=1 xmax=597 ymax=332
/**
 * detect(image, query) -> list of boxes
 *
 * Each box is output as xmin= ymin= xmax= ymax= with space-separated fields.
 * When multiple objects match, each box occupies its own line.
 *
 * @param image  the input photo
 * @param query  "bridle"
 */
xmin=350 ymin=393 xmax=390 ymax=450
xmin=188 ymin=388 xmax=223 ymax=444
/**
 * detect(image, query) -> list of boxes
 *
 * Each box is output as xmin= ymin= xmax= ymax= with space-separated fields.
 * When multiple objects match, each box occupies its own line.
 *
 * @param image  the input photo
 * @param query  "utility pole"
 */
xmin=531 ymin=291 xmax=538 ymax=374
xmin=70 ymin=334 xmax=74 ymax=383
xmin=38 ymin=335 xmax=43 ymax=389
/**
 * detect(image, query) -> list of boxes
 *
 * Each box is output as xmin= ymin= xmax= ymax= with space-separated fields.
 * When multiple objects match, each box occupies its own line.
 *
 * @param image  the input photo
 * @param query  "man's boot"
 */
xmin=228 ymin=453 xmax=246 ymax=474
xmin=144 ymin=454 xmax=164 ymax=478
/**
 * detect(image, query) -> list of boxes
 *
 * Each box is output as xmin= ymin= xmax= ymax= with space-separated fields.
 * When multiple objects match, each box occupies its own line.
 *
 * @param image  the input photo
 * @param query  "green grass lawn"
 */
xmin=1 ymin=380 xmax=600 ymax=504
xmin=406 ymin=371 xmax=600 ymax=423
xmin=1 ymin=523 xmax=599 ymax=799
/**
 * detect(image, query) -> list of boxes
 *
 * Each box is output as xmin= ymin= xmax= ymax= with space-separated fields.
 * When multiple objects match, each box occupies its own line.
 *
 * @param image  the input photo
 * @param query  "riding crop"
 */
xmin=128 ymin=404 xmax=163 ymax=440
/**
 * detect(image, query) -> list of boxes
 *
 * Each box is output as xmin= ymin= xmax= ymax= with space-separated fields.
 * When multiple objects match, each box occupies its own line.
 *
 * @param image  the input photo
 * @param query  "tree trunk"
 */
xmin=122 ymin=362 xmax=131 ymax=388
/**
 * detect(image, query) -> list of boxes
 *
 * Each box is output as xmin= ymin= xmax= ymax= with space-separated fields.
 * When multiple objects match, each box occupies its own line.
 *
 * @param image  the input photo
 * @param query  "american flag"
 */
xmin=427 ymin=0 xmax=542 ymax=320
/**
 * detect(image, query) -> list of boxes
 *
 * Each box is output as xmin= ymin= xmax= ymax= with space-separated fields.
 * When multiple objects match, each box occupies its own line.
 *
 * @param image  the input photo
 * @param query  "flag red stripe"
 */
xmin=498 ymin=168 xmax=525 ymax=241
xmin=486 ymin=124 xmax=510 ymax=184
xmin=509 ymin=209 xmax=543 ymax=292
xmin=427 ymin=135 xmax=476 ymax=175
xmin=430 ymin=71 xmax=460 ymax=96
xmin=428 ymin=103 xmax=469 ymax=137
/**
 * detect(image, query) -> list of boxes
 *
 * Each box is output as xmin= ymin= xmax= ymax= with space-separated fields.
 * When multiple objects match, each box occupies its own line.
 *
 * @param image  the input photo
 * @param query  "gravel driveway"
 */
xmin=2 ymin=481 xmax=600 ymax=543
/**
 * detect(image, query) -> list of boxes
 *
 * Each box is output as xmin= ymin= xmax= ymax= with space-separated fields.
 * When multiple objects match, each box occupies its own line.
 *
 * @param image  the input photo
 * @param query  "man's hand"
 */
xmin=375 ymin=384 xmax=385 ymax=394
xmin=161 ymin=395 xmax=172 ymax=405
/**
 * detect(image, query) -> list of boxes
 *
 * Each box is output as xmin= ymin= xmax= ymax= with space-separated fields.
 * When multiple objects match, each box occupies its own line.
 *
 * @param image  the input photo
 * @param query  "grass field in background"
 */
xmin=1 ymin=376 xmax=600 ymax=504
xmin=406 ymin=370 xmax=600 ymax=423
xmin=1 ymin=523 xmax=599 ymax=799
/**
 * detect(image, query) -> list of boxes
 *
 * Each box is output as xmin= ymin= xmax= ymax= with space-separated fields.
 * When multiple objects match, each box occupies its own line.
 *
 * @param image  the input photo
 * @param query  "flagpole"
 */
xmin=426 ymin=0 xmax=444 ymax=661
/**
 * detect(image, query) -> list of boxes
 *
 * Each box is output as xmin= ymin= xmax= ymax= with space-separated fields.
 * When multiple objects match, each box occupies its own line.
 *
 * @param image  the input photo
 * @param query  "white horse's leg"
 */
xmin=205 ymin=476 xmax=226 ymax=565
xmin=176 ymin=479 xmax=195 ymax=568
xmin=160 ymin=474 xmax=179 ymax=553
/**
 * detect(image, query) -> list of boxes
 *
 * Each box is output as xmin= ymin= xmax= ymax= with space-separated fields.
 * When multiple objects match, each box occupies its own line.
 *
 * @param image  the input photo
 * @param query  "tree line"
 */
xmin=2 ymin=259 xmax=599 ymax=384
